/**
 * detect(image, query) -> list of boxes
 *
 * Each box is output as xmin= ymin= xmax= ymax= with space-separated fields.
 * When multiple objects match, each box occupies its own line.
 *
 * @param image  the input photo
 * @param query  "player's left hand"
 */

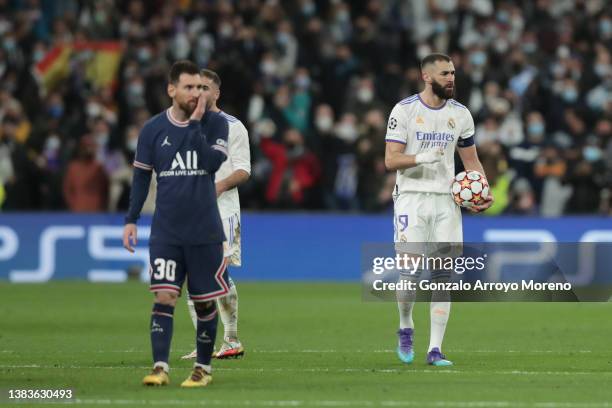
xmin=190 ymin=92 xmax=207 ymax=122
xmin=123 ymin=223 xmax=138 ymax=253
xmin=468 ymin=194 xmax=494 ymax=213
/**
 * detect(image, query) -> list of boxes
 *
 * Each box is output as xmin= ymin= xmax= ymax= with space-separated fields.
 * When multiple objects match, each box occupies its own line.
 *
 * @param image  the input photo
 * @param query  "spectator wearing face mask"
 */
xmin=260 ymin=128 xmax=321 ymax=208
xmin=564 ymin=158 xmax=604 ymax=214
xmin=0 ymin=115 xmax=41 ymax=210
xmin=63 ymin=135 xmax=109 ymax=212
xmin=344 ymin=75 xmax=385 ymax=117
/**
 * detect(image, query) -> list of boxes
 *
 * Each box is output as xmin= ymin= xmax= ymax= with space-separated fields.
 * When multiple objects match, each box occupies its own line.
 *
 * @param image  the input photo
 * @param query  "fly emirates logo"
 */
xmin=159 ymin=151 xmax=209 ymax=177
xmin=415 ymin=131 xmax=455 ymax=149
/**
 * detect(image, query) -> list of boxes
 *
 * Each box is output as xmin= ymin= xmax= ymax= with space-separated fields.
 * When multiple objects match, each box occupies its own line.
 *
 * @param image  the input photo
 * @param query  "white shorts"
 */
xmin=393 ymin=191 xmax=463 ymax=247
xmin=222 ymin=213 xmax=241 ymax=267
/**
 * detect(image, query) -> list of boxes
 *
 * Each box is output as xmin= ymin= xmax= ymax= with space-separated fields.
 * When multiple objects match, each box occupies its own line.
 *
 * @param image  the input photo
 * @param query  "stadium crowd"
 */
xmin=0 ymin=0 xmax=610 ymax=215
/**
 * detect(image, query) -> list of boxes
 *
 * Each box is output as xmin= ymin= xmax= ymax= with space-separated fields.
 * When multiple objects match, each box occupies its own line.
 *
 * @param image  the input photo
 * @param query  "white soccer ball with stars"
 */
xmin=451 ymin=170 xmax=489 ymax=208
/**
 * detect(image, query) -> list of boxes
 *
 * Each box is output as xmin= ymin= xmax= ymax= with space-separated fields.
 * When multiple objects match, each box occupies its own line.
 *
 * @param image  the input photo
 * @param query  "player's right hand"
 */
xmin=415 ymin=149 xmax=444 ymax=165
xmin=123 ymin=223 xmax=137 ymax=253
xmin=189 ymin=92 xmax=207 ymax=122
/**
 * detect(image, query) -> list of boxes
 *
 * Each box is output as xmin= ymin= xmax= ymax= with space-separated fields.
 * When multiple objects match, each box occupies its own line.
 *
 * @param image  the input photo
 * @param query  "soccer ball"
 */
xmin=451 ymin=170 xmax=489 ymax=208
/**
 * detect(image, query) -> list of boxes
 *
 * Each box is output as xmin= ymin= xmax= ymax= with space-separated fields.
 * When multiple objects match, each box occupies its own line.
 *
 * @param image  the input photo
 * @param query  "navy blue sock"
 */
xmin=196 ymin=303 xmax=219 ymax=366
xmin=150 ymin=303 xmax=174 ymax=365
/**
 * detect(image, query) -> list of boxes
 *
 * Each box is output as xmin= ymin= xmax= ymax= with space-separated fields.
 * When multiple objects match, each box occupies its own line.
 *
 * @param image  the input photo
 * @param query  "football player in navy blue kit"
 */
xmin=122 ymin=60 xmax=229 ymax=388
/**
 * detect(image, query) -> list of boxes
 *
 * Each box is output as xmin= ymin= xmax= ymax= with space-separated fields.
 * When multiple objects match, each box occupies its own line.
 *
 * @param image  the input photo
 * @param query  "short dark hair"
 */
xmin=168 ymin=60 xmax=200 ymax=84
xmin=420 ymin=53 xmax=451 ymax=71
xmin=200 ymin=69 xmax=221 ymax=88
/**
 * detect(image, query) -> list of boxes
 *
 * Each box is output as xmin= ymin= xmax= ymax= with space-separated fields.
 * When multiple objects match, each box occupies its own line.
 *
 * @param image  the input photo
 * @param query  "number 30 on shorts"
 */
xmin=153 ymin=258 xmax=177 ymax=281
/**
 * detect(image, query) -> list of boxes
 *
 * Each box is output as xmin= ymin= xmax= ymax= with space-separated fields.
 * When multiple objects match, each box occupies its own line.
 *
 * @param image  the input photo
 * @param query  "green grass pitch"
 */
xmin=1 ymin=282 xmax=611 ymax=407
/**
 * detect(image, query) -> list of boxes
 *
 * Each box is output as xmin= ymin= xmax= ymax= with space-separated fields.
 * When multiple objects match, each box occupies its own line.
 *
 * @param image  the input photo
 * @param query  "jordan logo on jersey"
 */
xmin=162 ymin=136 xmax=171 ymax=146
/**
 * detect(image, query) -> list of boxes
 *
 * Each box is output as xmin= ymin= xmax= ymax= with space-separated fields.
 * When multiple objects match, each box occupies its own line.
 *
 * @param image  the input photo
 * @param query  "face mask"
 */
xmin=497 ymin=10 xmax=510 ymax=23
xmin=219 ymin=23 xmax=233 ymax=38
xmin=261 ymin=60 xmax=277 ymax=75
xmin=470 ymin=51 xmax=487 ymax=67
xmin=48 ymin=105 xmax=64 ymax=119
xmin=127 ymin=138 xmax=138 ymax=152
xmin=3 ymin=38 xmax=15 ymax=52
xmin=128 ymin=83 xmax=143 ymax=98
xmin=551 ymin=64 xmax=566 ymax=77
xmin=295 ymin=75 xmax=310 ymax=89
xmin=95 ymin=132 xmax=109 ymax=146
xmin=173 ymin=33 xmax=190 ymax=59
xmin=287 ymin=144 xmax=305 ymax=159
xmin=335 ymin=124 xmax=357 ymax=142
xmin=137 ymin=47 xmax=151 ymax=62
xmin=594 ymin=63 xmax=610 ymax=78
xmin=583 ymin=146 xmax=602 ymax=162
xmin=528 ymin=122 xmax=544 ymax=136
xmin=302 ymin=1 xmax=315 ymax=16
xmin=94 ymin=10 xmax=106 ymax=25
xmin=45 ymin=135 xmax=60 ymax=151
xmin=494 ymin=39 xmax=509 ymax=54
xmin=434 ymin=20 xmax=447 ymax=34
xmin=315 ymin=116 xmax=333 ymax=132
xmin=357 ymin=87 xmax=373 ymax=103
xmin=562 ymin=88 xmax=578 ymax=103
xmin=336 ymin=11 xmax=349 ymax=23
xmin=522 ymin=42 xmax=536 ymax=54
xmin=33 ymin=49 xmax=45 ymax=63
xmin=87 ymin=102 xmax=102 ymax=118
xmin=600 ymin=19 xmax=612 ymax=36
xmin=277 ymin=32 xmax=290 ymax=45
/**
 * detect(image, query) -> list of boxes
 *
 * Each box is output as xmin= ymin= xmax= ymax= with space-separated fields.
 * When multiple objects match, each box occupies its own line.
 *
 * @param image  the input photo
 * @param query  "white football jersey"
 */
xmin=385 ymin=94 xmax=475 ymax=194
xmin=216 ymin=111 xmax=251 ymax=219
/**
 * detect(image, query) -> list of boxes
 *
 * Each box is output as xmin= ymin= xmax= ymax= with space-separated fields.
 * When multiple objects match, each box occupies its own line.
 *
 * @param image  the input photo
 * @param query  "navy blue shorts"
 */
xmin=149 ymin=243 xmax=229 ymax=302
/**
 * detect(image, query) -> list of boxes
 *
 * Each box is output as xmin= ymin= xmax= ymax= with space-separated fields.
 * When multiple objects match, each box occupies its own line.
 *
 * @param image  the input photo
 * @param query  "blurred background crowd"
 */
xmin=0 ymin=0 xmax=610 ymax=216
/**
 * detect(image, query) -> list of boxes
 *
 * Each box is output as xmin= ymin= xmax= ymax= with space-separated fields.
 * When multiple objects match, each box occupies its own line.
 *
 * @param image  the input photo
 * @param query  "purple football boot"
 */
xmin=427 ymin=347 xmax=453 ymax=366
xmin=396 ymin=328 xmax=414 ymax=364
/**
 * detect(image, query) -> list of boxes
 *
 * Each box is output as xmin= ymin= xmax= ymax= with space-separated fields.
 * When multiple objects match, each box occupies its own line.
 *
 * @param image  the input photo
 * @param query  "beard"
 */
xmin=431 ymin=79 xmax=454 ymax=100
xmin=178 ymin=99 xmax=197 ymax=116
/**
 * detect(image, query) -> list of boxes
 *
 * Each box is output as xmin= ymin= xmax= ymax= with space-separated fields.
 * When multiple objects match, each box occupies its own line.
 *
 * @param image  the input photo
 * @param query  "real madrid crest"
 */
xmin=447 ymin=118 xmax=456 ymax=129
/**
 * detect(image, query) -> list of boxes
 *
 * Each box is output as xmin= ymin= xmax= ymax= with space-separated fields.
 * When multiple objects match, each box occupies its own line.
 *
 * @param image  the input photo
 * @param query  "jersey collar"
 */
xmin=166 ymin=108 xmax=190 ymax=127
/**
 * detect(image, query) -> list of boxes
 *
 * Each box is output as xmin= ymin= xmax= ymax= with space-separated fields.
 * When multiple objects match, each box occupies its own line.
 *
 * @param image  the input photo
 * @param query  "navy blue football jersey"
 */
xmin=128 ymin=108 xmax=229 ymax=245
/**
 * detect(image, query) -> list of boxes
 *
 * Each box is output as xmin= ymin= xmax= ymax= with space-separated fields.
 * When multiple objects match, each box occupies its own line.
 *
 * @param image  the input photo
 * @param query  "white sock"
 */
xmin=428 ymin=301 xmax=451 ymax=351
xmin=397 ymin=300 xmax=415 ymax=329
xmin=153 ymin=361 xmax=169 ymax=373
xmin=187 ymin=299 xmax=198 ymax=330
xmin=396 ymin=270 xmax=418 ymax=329
xmin=217 ymin=278 xmax=238 ymax=340
xmin=194 ymin=363 xmax=211 ymax=374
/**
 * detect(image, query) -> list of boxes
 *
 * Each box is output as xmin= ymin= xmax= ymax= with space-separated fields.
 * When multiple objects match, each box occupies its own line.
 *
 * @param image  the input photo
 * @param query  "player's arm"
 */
xmin=123 ymin=123 xmax=154 ymax=252
xmin=457 ymin=128 xmax=494 ymax=213
xmin=188 ymin=93 xmax=228 ymax=173
xmin=384 ymin=104 xmax=443 ymax=171
xmin=217 ymin=123 xmax=251 ymax=196
xmin=385 ymin=142 xmax=443 ymax=171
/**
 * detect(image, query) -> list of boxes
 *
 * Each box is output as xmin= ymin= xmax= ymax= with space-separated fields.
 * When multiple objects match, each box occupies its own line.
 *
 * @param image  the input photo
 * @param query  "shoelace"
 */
xmin=191 ymin=368 xmax=204 ymax=381
xmin=398 ymin=330 xmax=413 ymax=348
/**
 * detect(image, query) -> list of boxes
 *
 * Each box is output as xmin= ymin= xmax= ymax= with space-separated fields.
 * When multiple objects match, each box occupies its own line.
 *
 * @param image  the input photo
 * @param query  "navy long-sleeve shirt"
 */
xmin=125 ymin=108 xmax=229 ymax=245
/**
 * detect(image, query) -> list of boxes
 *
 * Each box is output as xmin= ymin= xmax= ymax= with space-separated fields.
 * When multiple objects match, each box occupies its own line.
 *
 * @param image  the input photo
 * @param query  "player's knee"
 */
xmin=154 ymin=291 xmax=178 ymax=306
xmin=193 ymin=300 xmax=217 ymax=319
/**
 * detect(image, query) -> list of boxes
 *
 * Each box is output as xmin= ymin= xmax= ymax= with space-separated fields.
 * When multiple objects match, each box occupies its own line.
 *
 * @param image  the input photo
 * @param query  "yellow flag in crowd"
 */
xmin=33 ymin=41 xmax=122 ymax=94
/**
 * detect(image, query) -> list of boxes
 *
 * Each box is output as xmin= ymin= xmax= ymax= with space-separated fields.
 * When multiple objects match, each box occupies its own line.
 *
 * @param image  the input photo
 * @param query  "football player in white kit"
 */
xmin=182 ymin=69 xmax=251 ymax=360
xmin=384 ymin=54 xmax=493 ymax=366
